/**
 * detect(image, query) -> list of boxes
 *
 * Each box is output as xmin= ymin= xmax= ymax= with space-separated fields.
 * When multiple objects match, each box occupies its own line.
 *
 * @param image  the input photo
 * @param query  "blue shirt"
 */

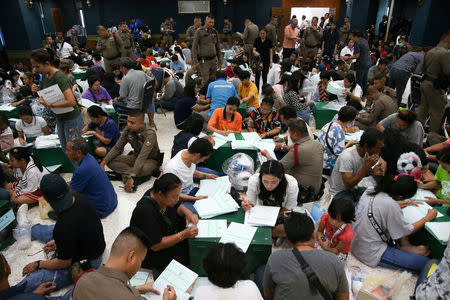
xmin=170 ymin=60 xmax=186 ymax=72
xmin=70 ymin=154 xmax=117 ymax=217
xmin=206 ymin=78 xmax=238 ymax=117
xmin=88 ymin=117 xmax=121 ymax=151
xmin=318 ymin=122 xmax=346 ymax=169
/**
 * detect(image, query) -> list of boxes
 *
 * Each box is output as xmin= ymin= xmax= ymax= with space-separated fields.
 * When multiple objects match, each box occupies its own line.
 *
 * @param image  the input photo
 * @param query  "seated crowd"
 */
xmin=0 ymin=12 xmax=449 ymax=300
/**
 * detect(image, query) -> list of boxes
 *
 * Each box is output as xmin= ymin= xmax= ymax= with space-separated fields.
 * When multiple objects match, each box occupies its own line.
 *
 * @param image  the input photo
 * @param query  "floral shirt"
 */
xmin=318 ymin=122 xmax=345 ymax=169
xmin=249 ymin=109 xmax=281 ymax=135
xmin=283 ymin=90 xmax=309 ymax=113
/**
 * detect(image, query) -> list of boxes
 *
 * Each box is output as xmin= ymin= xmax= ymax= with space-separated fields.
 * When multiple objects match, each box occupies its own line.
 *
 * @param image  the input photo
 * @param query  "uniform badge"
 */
xmin=145 ymin=141 xmax=151 ymax=147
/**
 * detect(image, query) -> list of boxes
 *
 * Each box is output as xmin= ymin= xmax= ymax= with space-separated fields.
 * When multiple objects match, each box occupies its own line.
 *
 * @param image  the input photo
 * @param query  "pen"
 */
xmin=52 ymin=270 xmax=58 ymax=287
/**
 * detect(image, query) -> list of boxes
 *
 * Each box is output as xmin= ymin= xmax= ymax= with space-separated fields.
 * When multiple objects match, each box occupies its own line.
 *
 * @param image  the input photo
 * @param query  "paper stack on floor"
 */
xmin=402 ymin=202 xmax=444 ymax=224
xmin=144 ymin=259 xmax=197 ymax=300
xmin=244 ymin=205 xmax=280 ymax=227
xmin=219 ymin=222 xmax=257 ymax=252
xmin=425 ymin=222 xmax=450 ymax=245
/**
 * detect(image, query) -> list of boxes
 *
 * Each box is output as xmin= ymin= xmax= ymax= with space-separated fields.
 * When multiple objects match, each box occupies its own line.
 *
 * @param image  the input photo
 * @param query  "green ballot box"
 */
xmin=0 ymin=201 xmax=16 ymax=250
xmin=315 ymin=102 xmax=340 ymax=129
xmin=188 ymin=209 xmax=272 ymax=277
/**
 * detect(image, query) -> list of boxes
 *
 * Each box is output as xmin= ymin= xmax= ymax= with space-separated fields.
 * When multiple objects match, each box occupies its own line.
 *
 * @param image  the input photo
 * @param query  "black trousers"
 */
xmin=255 ymin=61 xmax=270 ymax=91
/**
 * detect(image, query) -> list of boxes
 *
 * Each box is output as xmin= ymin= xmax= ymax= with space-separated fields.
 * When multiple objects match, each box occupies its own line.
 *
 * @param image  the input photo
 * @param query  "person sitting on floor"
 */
xmin=66 ymin=137 xmax=117 ymax=218
xmin=376 ymin=110 xmax=425 ymax=147
xmin=242 ymin=160 xmax=298 ymax=238
xmin=195 ymin=243 xmax=263 ymax=300
xmin=247 ymin=97 xmax=282 ymax=139
xmin=158 ymin=71 xmax=184 ymax=111
xmin=83 ymin=105 xmax=121 ymax=158
xmin=174 ymin=79 xmax=210 ymax=129
xmin=20 ymin=173 xmax=105 ymax=293
xmin=0 ymin=115 xmax=14 ymax=153
xmin=317 ymin=71 xmax=337 ymax=102
xmin=331 ymin=99 xmax=362 ymax=133
xmin=262 ymin=84 xmax=285 ymax=111
xmin=205 ymin=70 xmax=239 ymax=122
xmin=170 ymin=54 xmax=186 ymax=80
xmin=419 ymin=148 xmax=450 ymax=201
xmin=238 ymin=71 xmax=259 ymax=113
xmin=130 ymin=173 xmax=198 ymax=279
xmin=352 ymin=175 xmax=437 ymax=274
xmin=164 ymin=138 xmax=217 ymax=213
xmin=82 ymin=75 xmax=112 ymax=105
xmin=7 ymin=147 xmax=49 ymax=206
xmin=73 ymin=227 xmax=172 ymax=300
xmin=101 ymin=111 xmax=161 ymax=193
xmin=16 ymin=105 xmax=50 ymax=145
xmin=207 ymin=96 xmax=242 ymax=136
xmin=335 ymin=73 xmax=363 ymax=102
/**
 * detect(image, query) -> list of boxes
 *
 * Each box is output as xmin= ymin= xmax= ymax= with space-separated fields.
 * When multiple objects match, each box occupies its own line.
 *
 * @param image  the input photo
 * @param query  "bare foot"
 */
xmin=399 ymin=244 xmax=430 ymax=256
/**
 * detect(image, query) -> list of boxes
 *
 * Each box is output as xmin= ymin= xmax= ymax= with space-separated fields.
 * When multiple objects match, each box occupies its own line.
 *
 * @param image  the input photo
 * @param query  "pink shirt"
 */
xmin=283 ymin=25 xmax=299 ymax=49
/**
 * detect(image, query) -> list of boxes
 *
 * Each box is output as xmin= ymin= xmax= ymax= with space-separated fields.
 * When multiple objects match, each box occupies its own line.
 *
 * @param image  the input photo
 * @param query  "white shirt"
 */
xmin=334 ymin=80 xmax=362 ymax=102
xmin=195 ymin=280 xmax=263 ymax=300
xmin=340 ymin=46 xmax=356 ymax=63
xmin=246 ymin=173 xmax=298 ymax=210
xmin=267 ymin=63 xmax=281 ymax=86
xmin=15 ymin=116 xmax=47 ymax=139
xmin=163 ymin=150 xmax=195 ymax=193
xmin=59 ymin=42 xmax=73 ymax=58
xmin=13 ymin=158 xmax=49 ymax=196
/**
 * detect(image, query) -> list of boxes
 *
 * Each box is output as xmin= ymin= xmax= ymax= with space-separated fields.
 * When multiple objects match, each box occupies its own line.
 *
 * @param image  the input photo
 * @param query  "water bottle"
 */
xmin=351 ymin=266 xmax=365 ymax=296
xmin=309 ymin=116 xmax=316 ymax=132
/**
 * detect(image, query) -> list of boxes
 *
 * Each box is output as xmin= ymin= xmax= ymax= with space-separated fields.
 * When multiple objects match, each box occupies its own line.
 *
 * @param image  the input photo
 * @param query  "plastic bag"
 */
xmin=222 ymin=153 xmax=255 ymax=192
xmin=13 ymin=224 xmax=31 ymax=250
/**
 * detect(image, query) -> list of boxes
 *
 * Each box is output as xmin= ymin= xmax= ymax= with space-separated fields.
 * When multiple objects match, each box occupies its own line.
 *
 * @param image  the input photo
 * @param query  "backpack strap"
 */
xmin=325 ymin=122 xmax=336 ymax=156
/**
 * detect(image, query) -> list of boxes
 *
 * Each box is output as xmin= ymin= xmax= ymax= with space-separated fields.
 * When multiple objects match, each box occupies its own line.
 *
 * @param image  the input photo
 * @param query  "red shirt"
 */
xmin=320 ymin=212 xmax=354 ymax=254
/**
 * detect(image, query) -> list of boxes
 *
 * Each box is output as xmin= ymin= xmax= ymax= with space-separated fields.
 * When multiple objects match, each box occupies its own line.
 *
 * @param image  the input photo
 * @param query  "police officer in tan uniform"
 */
xmin=223 ymin=17 xmax=233 ymax=43
xmin=417 ymin=33 xmax=450 ymax=133
xmin=265 ymin=16 xmax=278 ymax=48
xmin=302 ymin=16 xmax=323 ymax=60
xmin=339 ymin=16 xmax=351 ymax=43
xmin=242 ymin=19 xmax=259 ymax=56
xmin=101 ymin=111 xmax=160 ymax=193
xmin=96 ymin=25 xmax=126 ymax=72
xmin=186 ymin=16 xmax=201 ymax=48
xmin=117 ymin=22 xmax=136 ymax=59
xmin=192 ymin=15 xmax=221 ymax=86
xmin=161 ymin=18 xmax=174 ymax=47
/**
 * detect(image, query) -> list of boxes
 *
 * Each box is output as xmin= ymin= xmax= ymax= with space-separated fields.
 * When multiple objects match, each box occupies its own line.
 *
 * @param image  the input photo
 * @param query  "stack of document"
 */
xmin=144 ymin=259 xmax=197 ymax=300
xmin=402 ymin=202 xmax=444 ymax=224
xmin=241 ymin=132 xmax=261 ymax=142
xmin=407 ymin=189 xmax=436 ymax=202
xmin=195 ymin=220 xmax=228 ymax=238
xmin=0 ymin=104 xmax=15 ymax=111
xmin=212 ymin=133 xmax=236 ymax=150
xmin=244 ymin=206 xmax=280 ymax=227
xmin=195 ymin=176 xmax=231 ymax=197
xmin=425 ymin=222 xmax=450 ymax=245
xmin=35 ymin=134 xmax=60 ymax=149
xmin=231 ymin=132 xmax=277 ymax=160
xmin=219 ymin=222 xmax=257 ymax=252
xmin=130 ymin=271 xmax=149 ymax=286
xmin=79 ymin=98 xmax=98 ymax=109
xmin=194 ymin=193 xmax=239 ymax=219
xmin=345 ymin=130 xmax=364 ymax=142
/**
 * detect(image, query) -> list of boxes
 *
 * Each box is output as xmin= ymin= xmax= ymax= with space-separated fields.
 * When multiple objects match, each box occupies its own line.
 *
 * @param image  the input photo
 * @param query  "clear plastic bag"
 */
xmin=13 ymin=223 xmax=31 ymax=250
xmin=222 ymin=153 xmax=255 ymax=192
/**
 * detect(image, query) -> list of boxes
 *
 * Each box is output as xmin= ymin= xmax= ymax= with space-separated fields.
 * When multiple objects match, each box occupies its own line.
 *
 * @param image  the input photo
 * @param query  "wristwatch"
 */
xmin=34 ymin=260 xmax=41 ymax=270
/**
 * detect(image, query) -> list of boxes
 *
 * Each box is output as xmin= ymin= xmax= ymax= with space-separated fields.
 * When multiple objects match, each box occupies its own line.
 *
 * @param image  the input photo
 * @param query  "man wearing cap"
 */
xmin=101 ymin=110 xmax=161 ymax=193
xmin=19 ymin=173 xmax=105 ymax=293
xmin=96 ymin=25 xmax=126 ymax=72
xmin=66 ymin=137 xmax=117 ymax=218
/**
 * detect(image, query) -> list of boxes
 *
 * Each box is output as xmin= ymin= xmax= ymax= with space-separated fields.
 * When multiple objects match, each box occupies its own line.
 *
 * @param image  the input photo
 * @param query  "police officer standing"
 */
xmin=417 ymin=33 xmax=450 ymax=133
xmin=265 ymin=16 xmax=278 ymax=48
xmin=302 ymin=16 xmax=323 ymax=60
xmin=118 ymin=22 xmax=136 ymax=59
xmin=161 ymin=18 xmax=174 ymax=47
xmin=223 ymin=17 xmax=233 ymax=43
xmin=101 ymin=111 xmax=160 ymax=193
xmin=242 ymin=19 xmax=259 ymax=56
xmin=96 ymin=25 xmax=126 ymax=72
xmin=186 ymin=16 xmax=202 ymax=48
xmin=192 ymin=15 xmax=221 ymax=86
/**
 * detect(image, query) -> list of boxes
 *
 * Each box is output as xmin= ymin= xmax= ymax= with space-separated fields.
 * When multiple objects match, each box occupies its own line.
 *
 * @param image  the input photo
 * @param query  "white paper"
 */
xmin=194 ymin=193 xmax=239 ymax=219
xmin=195 ymin=176 xmax=231 ymax=197
xmin=35 ymin=134 xmax=60 ymax=149
xmin=45 ymin=164 xmax=62 ymax=172
xmin=244 ymin=205 xmax=280 ymax=227
xmin=37 ymin=84 xmax=74 ymax=114
xmin=219 ymin=222 xmax=257 ymax=253
xmin=130 ymin=271 xmax=149 ymax=286
xmin=195 ymin=220 xmax=228 ymax=238
xmin=212 ymin=133 xmax=235 ymax=150
xmin=407 ymin=189 xmax=437 ymax=202
xmin=79 ymin=98 xmax=99 ymax=109
xmin=241 ymin=132 xmax=261 ymax=142
xmin=345 ymin=131 xmax=364 ymax=142
xmin=425 ymin=222 xmax=450 ymax=244
xmin=191 ymin=277 xmax=213 ymax=297
xmin=402 ymin=202 xmax=444 ymax=224
xmin=104 ymin=104 xmax=114 ymax=110
xmin=254 ymin=139 xmax=277 ymax=159
xmin=0 ymin=104 xmax=15 ymax=112
xmin=144 ymin=259 xmax=197 ymax=300
xmin=231 ymin=140 xmax=256 ymax=150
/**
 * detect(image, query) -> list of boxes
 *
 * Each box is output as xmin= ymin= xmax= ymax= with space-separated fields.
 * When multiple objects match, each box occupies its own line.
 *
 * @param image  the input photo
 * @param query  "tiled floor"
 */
xmin=4 ymin=111 xmax=417 ymax=299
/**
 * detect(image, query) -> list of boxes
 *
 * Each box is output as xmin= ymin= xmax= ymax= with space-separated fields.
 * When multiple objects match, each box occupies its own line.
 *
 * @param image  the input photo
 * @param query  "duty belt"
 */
xmin=198 ymin=56 xmax=216 ymax=61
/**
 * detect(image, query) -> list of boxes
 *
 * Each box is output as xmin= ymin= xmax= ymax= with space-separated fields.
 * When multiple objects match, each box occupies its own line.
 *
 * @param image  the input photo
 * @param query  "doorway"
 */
xmin=290 ymin=7 xmax=331 ymax=21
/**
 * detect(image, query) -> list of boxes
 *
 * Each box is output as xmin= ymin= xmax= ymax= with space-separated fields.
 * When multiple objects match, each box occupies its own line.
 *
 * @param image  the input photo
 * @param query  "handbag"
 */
xmin=250 ymin=55 xmax=263 ymax=72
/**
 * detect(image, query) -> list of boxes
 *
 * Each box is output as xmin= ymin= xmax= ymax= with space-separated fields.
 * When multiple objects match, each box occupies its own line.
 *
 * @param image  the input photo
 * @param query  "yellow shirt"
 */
xmin=239 ymin=82 xmax=259 ymax=109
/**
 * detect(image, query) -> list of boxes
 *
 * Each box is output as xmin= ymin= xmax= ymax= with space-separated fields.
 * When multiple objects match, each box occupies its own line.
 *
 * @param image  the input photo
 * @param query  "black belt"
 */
xmin=306 ymin=44 xmax=320 ymax=48
xmin=198 ymin=56 xmax=216 ymax=61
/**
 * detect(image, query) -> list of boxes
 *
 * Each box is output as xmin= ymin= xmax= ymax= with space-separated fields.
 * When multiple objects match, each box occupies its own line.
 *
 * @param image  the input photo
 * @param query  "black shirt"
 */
xmin=171 ymin=131 xmax=196 ymax=158
xmin=130 ymin=192 xmax=188 ymax=269
xmin=53 ymin=193 xmax=105 ymax=262
xmin=322 ymin=29 xmax=339 ymax=56
xmin=381 ymin=143 xmax=428 ymax=175
xmin=253 ymin=37 xmax=273 ymax=64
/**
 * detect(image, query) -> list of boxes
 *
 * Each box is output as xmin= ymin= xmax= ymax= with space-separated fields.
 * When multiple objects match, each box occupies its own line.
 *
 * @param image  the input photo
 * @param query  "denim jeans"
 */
xmin=24 ymin=224 xmax=103 ymax=292
xmin=378 ymin=246 xmax=430 ymax=273
xmin=0 ymin=188 xmax=9 ymax=200
xmin=356 ymin=65 xmax=369 ymax=91
xmin=415 ymin=259 xmax=439 ymax=290
xmin=181 ymin=187 xmax=199 ymax=214
xmin=56 ymin=113 xmax=84 ymax=151
xmin=194 ymin=167 xmax=226 ymax=183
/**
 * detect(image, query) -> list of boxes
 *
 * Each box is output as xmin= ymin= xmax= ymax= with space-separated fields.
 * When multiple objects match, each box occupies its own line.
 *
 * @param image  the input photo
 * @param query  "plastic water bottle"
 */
xmin=351 ymin=267 xmax=365 ymax=296
xmin=309 ymin=116 xmax=316 ymax=132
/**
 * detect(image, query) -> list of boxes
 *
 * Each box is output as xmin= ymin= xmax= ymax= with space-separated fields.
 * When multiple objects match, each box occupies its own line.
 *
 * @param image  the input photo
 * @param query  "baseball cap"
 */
xmin=40 ymin=174 xmax=73 ymax=212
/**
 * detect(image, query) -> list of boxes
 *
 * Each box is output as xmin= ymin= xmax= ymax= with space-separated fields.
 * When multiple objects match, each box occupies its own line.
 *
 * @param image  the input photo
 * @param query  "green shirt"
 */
xmin=435 ymin=165 xmax=450 ymax=199
xmin=42 ymin=70 xmax=80 ymax=122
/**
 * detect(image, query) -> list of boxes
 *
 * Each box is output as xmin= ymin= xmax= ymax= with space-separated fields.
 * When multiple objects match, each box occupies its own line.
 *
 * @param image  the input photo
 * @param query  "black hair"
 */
xmin=280 ymin=61 xmax=292 ymax=75
xmin=163 ymin=71 xmax=171 ymax=78
xmin=288 ymin=118 xmax=308 ymax=135
xmin=92 ymin=51 xmax=102 ymax=61
xmin=382 ymin=128 xmax=409 ymax=152
xmin=277 ymin=73 xmax=290 ymax=85
xmin=258 ymin=160 xmax=287 ymax=207
xmin=151 ymin=173 xmax=182 ymax=195
xmin=286 ymin=72 xmax=305 ymax=93
xmin=119 ymin=57 xmax=136 ymax=70
xmin=18 ymin=105 xmax=34 ymax=117
xmin=379 ymin=58 xmax=389 ymax=65
xmin=273 ymin=54 xmax=280 ymax=64
xmin=111 ymin=64 xmax=120 ymax=71
xmin=279 ymin=105 xmax=297 ymax=120
xmin=183 ymin=79 xmax=198 ymax=98
xmin=359 ymin=127 xmax=384 ymax=148
xmin=10 ymin=147 xmax=44 ymax=172
xmin=69 ymin=136 xmax=89 ymax=155
xmin=337 ymin=60 xmax=345 ymax=66
xmin=261 ymin=97 xmax=274 ymax=107
xmin=202 ymin=243 xmax=247 ymax=288
xmin=285 ymin=212 xmax=315 ymax=244
xmin=87 ymin=105 xmax=108 ymax=118
xmin=171 ymin=54 xmax=178 ymax=62
xmin=261 ymin=84 xmax=274 ymax=96
xmin=329 ymin=192 xmax=356 ymax=223
xmin=102 ymin=72 xmax=116 ymax=90
xmin=397 ymin=109 xmax=417 ymax=125
xmin=182 ymin=114 xmax=204 ymax=136
xmin=188 ymin=138 xmax=213 ymax=157
xmin=352 ymin=30 xmax=363 ymax=38
xmin=344 ymin=73 xmax=357 ymax=92
xmin=31 ymin=48 xmax=59 ymax=67
xmin=346 ymin=99 xmax=363 ymax=111
xmin=437 ymin=147 xmax=450 ymax=164
xmin=128 ymin=109 xmax=145 ymax=121
xmin=337 ymin=106 xmax=357 ymax=122
xmin=320 ymin=70 xmax=331 ymax=80
xmin=87 ymin=75 xmax=101 ymax=87
xmin=370 ymin=174 xmax=417 ymax=199
xmin=115 ymin=226 xmax=151 ymax=249
xmin=238 ymin=71 xmax=251 ymax=81
xmin=226 ymin=96 xmax=240 ymax=107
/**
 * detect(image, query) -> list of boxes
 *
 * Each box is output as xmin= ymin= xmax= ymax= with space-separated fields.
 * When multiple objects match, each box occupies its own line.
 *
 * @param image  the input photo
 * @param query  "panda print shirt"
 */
xmin=380 ymin=143 xmax=428 ymax=176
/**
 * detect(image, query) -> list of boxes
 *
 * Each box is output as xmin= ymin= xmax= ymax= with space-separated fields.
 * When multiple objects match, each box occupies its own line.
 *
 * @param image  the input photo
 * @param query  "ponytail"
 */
xmin=150 ymin=173 xmax=181 ymax=195
xmin=9 ymin=147 xmax=44 ymax=172
xmin=370 ymin=174 xmax=417 ymax=200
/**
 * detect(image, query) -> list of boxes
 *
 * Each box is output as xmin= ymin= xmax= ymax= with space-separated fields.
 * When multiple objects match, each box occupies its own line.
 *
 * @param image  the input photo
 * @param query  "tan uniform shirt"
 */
xmin=186 ymin=25 xmax=199 ymax=44
xmin=191 ymin=26 xmax=220 ymax=64
xmin=303 ymin=27 xmax=323 ymax=48
xmin=356 ymin=93 xmax=397 ymax=127
xmin=96 ymin=33 xmax=126 ymax=60
xmin=118 ymin=30 xmax=135 ymax=49
xmin=161 ymin=22 xmax=174 ymax=37
xmin=281 ymin=136 xmax=324 ymax=193
xmin=265 ymin=23 xmax=278 ymax=47
xmin=103 ymin=126 xmax=159 ymax=175
xmin=223 ymin=22 xmax=233 ymax=34
xmin=381 ymin=86 xmax=397 ymax=103
xmin=242 ymin=23 xmax=259 ymax=45
xmin=69 ymin=35 xmax=79 ymax=49
xmin=422 ymin=44 xmax=450 ymax=80
xmin=73 ymin=266 xmax=145 ymax=300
